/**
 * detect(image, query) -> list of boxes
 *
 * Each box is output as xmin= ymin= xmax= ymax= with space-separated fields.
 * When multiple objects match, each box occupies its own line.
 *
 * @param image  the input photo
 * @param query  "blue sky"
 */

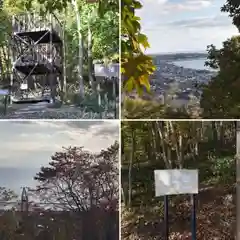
xmin=0 ymin=121 xmax=119 ymax=194
xmin=138 ymin=0 xmax=239 ymax=53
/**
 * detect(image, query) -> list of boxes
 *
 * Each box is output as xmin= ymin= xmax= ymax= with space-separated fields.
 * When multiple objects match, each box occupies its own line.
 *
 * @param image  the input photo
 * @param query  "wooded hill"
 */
xmin=121 ymin=121 xmax=236 ymax=239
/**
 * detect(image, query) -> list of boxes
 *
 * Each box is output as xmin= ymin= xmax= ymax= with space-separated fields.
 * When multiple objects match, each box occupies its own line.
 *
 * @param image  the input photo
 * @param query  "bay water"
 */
xmin=172 ymin=57 xmax=212 ymax=71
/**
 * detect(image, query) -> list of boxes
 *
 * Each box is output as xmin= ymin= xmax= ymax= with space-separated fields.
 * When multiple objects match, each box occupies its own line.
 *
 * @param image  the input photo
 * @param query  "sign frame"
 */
xmin=154 ymin=169 xmax=198 ymax=240
xmin=154 ymin=169 xmax=198 ymax=196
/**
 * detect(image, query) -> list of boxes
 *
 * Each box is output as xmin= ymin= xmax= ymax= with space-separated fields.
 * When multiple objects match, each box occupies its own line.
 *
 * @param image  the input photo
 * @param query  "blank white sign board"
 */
xmin=154 ymin=169 xmax=198 ymax=196
xmin=94 ymin=64 xmax=119 ymax=78
xmin=0 ymin=89 xmax=9 ymax=95
xmin=20 ymin=84 xmax=28 ymax=90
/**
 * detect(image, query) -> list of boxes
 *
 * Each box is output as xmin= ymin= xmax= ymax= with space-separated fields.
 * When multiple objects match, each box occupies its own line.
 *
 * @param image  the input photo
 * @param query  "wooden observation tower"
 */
xmin=11 ymin=13 xmax=64 ymax=102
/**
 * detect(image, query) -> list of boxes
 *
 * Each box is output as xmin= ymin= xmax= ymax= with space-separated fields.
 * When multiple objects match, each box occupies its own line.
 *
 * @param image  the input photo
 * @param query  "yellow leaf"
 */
xmin=139 ymin=75 xmax=151 ymax=92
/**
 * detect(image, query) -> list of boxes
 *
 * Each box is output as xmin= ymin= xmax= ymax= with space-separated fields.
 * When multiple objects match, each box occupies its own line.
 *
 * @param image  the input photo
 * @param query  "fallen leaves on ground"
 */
xmin=122 ymin=184 xmax=235 ymax=240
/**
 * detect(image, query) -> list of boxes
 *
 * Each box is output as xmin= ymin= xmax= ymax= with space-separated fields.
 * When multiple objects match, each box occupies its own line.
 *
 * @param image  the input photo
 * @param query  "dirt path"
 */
xmin=0 ymin=102 xmax=115 ymax=119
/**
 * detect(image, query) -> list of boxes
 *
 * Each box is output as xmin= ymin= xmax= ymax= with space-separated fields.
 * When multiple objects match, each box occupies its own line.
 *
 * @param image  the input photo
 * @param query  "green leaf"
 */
xmin=123 ymin=77 xmax=135 ymax=92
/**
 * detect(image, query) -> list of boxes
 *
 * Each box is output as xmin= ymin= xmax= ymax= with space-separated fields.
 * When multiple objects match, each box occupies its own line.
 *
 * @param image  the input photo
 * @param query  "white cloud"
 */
xmin=138 ymin=0 xmax=239 ymax=53
xmin=163 ymin=0 xmax=211 ymax=12
xmin=0 ymin=121 xmax=119 ymax=193
xmin=0 ymin=121 xmax=119 ymax=168
xmin=144 ymin=25 xmax=238 ymax=53
xmin=139 ymin=0 xmax=213 ymax=15
xmin=155 ymin=15 xmax=233 ymax=29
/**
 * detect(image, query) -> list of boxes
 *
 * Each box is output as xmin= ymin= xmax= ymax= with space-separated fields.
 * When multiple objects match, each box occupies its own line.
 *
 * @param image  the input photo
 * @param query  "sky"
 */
xmin=0 ymin=120 xmax=119 ymax=194
xmin=138 ymin=0 xmax=239 ymax=53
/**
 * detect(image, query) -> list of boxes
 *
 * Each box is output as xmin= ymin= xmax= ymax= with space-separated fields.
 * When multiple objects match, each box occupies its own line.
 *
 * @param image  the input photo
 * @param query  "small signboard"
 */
xmin=94 ymin=63 xmax=119 ymax=78
xmin=20 ymin=84 xmax=28 ymax=90
xmin=154 ymin=169 xmax=198 ymax=196
xmin=0 ymin=89 xmax=9 ymax=95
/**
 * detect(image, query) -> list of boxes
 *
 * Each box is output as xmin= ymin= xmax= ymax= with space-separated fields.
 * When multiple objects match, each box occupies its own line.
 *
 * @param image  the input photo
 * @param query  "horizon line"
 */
xmin=147 ymin=50 xmax=207 ymax=55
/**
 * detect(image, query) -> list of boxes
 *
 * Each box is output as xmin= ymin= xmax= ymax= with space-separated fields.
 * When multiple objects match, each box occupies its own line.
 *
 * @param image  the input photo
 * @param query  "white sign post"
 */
xmin=154 ymin=169 xmax=198 ymax=240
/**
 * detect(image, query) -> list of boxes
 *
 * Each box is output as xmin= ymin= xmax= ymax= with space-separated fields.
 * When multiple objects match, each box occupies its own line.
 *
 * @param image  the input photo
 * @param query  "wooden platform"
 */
xmin=14 ymin=29 xmax=62 ymax=44
xmin=12 ymin=97 xmax=50 ymax=104
xmin=14 ymin=62 xmax=61 ymax=75
xmin=15 ymin=63 xmax=51 ymax=75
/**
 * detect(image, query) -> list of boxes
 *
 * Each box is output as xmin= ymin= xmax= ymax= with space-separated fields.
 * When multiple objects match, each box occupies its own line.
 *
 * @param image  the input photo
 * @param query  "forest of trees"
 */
xmin=121 ymin=121 xmax=236 ymax=239
xmin=0 ymin=141 xmax=119 ymax=240
xmin=199 ymin=1 xmax=240 ymax=118
xmin=0 ymin=0 xmax=119 ymax=114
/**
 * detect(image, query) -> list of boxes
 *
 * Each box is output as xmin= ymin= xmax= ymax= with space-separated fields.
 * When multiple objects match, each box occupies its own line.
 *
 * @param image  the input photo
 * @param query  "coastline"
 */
xmin=149 ymin=57 xmax=216 ymax=108
xmin=123 ymin=54 xmax=217 ymax=111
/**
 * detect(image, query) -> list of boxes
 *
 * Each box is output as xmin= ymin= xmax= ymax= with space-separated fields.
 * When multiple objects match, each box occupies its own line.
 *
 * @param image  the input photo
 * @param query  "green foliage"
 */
xmin=59 ymin=2 xmax=119 ymax=66
xmin=121 ymin=0 xmax=155 ymax=94
xmin=122 ymin=121 xmax=236 ymax=203
xmin=0 ymin=7 xmax=11 ymax=78
xmin=26 ymin=0 xmax=118 ymax=15
xmin=122 ymin=97 xmax=165 ymax=119
xmin=200 ymin=1 xmax=240 ymax=118
xmin=0 ymin=187 xmax=18 ymax=201
xmin=84 ymin=5 xmax=119 ymax=61
xmin=121 ymin=121 xmax=236 ymax=239
xmin=33 ymin=143 xmax=119 ymax=210
xmin=221 ymin=0 xmax=240 ymax=30
xmin=122 ymin=97 xmax=191 ymax=119
xmin=210 ymin=156 xmax=235 ymax=184
xmin=201 ymin=36 xmax=240 ymax=118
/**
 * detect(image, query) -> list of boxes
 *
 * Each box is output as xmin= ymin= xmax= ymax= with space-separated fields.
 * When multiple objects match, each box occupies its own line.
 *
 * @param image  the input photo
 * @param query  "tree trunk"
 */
xmin=128 ymin=126 xmax=135 ymax=208
xmin=169 ymin=122 xmax=183 ymax=168
xmin=121 ymin=187 xmax=126 ymax=207
xmin=211 ymin=121 xmax=218 ymax=142
xmin=150 ymin=122 xmax=157 ymax=162
xmin=87 ymin=12 xmax=95 ymax=88
xmin=61 ymin=15 xmax=67 ymax=101
xmin=219 ymin=121 xmax=224 ymax=148
xmin=72 ymin=0 xmax=84 ymax=98
xmin=156 ymin=121 xmax=172 ymax=169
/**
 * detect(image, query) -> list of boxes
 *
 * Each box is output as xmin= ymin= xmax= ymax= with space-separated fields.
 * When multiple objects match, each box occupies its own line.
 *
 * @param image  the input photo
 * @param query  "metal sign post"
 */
xmin=164 ymin=195 xmax=169 ymax=240
xmin=191 ymin=194 xmax=197 ymax=240
xmin=154 ymin=169 xmax=198 ymax=240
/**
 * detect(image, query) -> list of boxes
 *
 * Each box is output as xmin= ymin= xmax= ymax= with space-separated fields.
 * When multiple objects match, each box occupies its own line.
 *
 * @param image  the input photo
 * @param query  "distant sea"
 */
xmin=0 ymin=167 xmax=37 ymax=195
xmin=171 ymin=57 xmax=212 ymax=71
